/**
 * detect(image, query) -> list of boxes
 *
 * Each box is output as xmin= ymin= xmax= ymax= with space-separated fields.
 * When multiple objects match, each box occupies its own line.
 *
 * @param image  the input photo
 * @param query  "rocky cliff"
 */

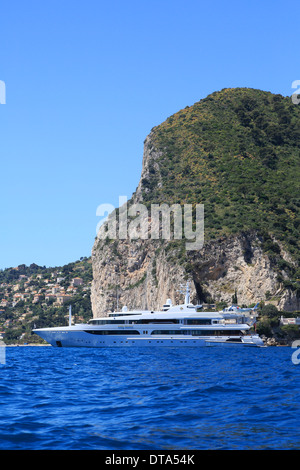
xmin=91 ymin=88 xmax=300 ymax=316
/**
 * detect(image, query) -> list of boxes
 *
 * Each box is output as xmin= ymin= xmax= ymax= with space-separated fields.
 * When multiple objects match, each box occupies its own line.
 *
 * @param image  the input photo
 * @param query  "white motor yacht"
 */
xmin=33 ymin=284 xmax=264 ymax=348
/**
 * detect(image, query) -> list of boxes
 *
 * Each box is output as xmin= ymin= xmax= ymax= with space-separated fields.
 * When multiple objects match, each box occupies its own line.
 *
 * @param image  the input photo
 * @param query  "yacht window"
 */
xmin=84 ymin=330 xmax=140 ymax=335
xmin=188 ymin=329 xmax=243 ymax=336
xmin=151 ymin=330 xmax=182 ymax=335
xmin=135 ymin=319 xmax=180 ymax=324
xmin=185 ymin=319 xmax=212 ymax=325
xmin=88 ymin=319 xmax=126 ymax=325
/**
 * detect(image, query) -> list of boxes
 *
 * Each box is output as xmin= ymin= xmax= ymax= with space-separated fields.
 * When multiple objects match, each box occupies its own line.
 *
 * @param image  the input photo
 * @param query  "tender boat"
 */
xmin=32 ymin=284 xmax=264 ymax=348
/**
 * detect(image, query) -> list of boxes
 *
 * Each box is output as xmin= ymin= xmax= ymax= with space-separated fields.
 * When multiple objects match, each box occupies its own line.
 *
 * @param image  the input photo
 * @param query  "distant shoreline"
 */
xmin=5 ymin=344 xmax=51 ymax=347
xmin=3 ymin=343 xmax=290 ymax=348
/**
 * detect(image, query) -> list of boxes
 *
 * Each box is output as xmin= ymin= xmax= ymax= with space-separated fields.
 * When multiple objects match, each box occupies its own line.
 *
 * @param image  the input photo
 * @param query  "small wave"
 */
xmin=202 ymin=384 xmax=236 ymax=394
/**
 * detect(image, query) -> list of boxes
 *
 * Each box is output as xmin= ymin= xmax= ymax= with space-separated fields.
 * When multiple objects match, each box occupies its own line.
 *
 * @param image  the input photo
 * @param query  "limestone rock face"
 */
xmin=91 ymin=221 xmax=298 ymax=317
xmin=91 ymin=238 xmax=187 ymax=318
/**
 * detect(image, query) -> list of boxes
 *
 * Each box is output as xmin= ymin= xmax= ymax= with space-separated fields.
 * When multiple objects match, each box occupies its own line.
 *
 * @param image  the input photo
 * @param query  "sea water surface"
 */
xmin=0 ymin=345 xmax=299 ymax=450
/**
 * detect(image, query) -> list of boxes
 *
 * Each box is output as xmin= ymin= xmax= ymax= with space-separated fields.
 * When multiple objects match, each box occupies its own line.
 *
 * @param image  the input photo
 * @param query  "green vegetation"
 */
xmin=137 ymin=87 xmax=300 ymax=295
xmin=255 ymin=304 xmax=300 ymax=344
xmin=141 ymin=88 xmax=300 ymax=263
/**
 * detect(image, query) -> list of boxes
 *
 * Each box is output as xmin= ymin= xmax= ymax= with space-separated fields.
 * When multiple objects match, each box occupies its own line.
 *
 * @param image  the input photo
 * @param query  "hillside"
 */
xmin=139 ymin=88 xmax=300 ymax=257
xmin=92 ymin=88 xmax=300 ymax=316
xmin=0 ymin=258 xmax=92 ymax=344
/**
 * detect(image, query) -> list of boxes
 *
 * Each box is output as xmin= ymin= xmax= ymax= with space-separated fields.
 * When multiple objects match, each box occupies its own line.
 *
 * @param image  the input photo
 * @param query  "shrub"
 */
xmin=260 ymin=304 xmax=279 ymax=317
xmin=256 ymin=319 xmax=272 ymax=337
xmin=280 ymin=325 xmax=300 ymax=340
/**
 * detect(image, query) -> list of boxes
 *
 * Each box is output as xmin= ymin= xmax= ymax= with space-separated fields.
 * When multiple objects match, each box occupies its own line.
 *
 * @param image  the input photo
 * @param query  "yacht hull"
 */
xmin=33 ymin=328 xmax=264 ymax=348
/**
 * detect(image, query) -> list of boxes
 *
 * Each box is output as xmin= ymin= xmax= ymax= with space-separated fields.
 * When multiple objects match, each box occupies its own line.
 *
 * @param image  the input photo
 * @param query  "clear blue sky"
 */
xmin=0 ymin=0 xmax=299 ymax=269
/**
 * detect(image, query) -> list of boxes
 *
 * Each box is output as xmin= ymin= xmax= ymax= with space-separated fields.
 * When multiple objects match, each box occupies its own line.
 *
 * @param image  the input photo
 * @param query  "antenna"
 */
xmin=145 ymin=270 xmax=148 ymax=310
xmin=177 ymin=280 xmax=191 ymax=305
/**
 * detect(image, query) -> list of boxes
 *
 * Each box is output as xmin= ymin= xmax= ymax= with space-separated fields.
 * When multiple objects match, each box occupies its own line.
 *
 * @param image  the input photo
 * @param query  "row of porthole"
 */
xmin=113 ymin=340 xmax=198 ymax=344
xmin=75 ymin=339 xmax=199 ymax=345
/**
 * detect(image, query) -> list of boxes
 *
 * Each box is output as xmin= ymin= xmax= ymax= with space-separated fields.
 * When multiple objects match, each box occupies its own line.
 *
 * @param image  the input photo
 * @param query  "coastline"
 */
xmin=5 ymin=344 xmax=51 ymax=347
xmin=3 ymin=342 xmax=290 ymax=348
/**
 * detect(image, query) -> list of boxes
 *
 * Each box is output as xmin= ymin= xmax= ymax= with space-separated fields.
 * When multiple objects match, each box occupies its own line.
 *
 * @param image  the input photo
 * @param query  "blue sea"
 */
xmin=0 ymin=345 xmax=299 ymax=451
